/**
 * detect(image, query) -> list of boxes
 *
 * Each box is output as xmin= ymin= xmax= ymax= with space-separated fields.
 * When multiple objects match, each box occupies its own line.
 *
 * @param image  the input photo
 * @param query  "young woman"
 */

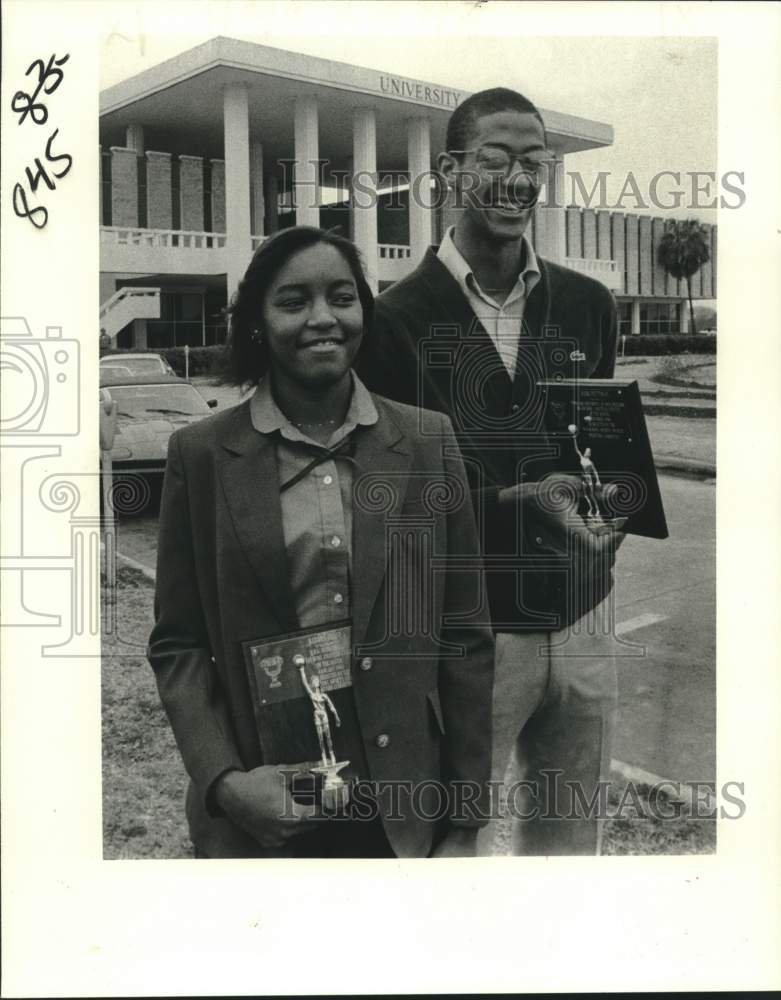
xmin=148 ymin=227 xmax=494 ymax=858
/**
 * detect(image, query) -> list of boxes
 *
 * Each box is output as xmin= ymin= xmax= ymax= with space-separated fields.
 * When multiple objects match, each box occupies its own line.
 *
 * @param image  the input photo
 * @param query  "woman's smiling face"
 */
xmin=260 ymin=242 xmax=364 ymax=392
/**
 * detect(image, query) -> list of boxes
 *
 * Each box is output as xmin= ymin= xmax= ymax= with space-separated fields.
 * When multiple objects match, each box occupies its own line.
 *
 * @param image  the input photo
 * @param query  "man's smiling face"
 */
xmin=440 ymin=109 xmax=549 ymax=245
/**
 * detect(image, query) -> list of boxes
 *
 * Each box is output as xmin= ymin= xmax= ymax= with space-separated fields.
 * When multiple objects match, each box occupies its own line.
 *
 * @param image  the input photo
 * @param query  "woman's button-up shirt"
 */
xmin=249 ymin=373 xmax=379 ymax=629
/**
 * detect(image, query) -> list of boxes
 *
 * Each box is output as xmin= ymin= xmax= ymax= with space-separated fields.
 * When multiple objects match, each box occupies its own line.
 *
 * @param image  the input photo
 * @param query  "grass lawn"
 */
xmin=102 ymin=566 xmax=190 ymax=859
xmin=103 ymin=566 xmax=715 ymax=859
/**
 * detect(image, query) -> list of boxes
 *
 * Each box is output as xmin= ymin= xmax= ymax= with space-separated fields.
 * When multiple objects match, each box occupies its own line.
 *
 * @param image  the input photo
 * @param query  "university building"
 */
xmin=99 ymin=36 xmax=716 ymax=348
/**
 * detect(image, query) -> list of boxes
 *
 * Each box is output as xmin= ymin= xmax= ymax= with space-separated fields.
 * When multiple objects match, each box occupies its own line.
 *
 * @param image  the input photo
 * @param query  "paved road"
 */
xmin=612 ymin=475 xmax=715 ymax=781
xmin=116 ymin=473 xmax=715 ymax=784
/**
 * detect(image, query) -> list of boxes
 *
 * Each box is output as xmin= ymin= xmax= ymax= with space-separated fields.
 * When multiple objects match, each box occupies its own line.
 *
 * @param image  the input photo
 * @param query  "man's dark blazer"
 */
xmin=356 ymin=249 xmax=618 ymax=632
xmin=147 ymin=391 xmax=494 ymax=859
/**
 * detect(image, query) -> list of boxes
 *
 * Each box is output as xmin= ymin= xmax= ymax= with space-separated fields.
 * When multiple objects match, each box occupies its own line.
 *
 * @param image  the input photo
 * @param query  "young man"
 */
xmin=357 ymin=88 xmax=623 ymax=855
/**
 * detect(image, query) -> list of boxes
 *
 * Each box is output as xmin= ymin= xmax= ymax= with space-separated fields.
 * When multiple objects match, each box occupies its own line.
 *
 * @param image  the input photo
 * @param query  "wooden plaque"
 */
xmin=536 ymin=378 xmax=669 ymax=539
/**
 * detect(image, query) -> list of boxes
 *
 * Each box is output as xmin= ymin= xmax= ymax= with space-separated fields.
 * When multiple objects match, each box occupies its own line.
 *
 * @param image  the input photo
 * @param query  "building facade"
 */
xmin=99 ymin=36 xmax=716 ymax=348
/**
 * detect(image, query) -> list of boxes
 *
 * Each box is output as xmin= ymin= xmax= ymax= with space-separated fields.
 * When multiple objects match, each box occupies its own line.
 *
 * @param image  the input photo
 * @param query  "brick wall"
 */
xmin=110 ymin=147 xmax=138 ymax=227
xmin=179 ymin=155 xmax=204 ymax=231
xmin=210 ymin=159 xmax=226 ymax=233
xmin=146 ymin=151 xmax=172 ymax=229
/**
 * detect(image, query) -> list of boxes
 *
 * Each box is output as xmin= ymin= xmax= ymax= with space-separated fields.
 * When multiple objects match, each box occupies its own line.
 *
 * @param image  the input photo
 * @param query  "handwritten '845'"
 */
xmin=12 ymin=53 xmax=73 ymax=230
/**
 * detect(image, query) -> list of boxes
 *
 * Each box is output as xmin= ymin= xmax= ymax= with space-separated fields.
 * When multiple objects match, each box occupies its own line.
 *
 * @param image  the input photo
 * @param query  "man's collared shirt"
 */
xmin=249 ymin=372 xmax=378 ymax=629
xmin=437 ymin=226 xmax=541 ymax=379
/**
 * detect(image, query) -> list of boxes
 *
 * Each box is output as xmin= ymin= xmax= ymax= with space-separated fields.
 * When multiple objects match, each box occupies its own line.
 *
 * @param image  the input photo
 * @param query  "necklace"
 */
xmin=292 ymin=417 xmax=339 ymax=429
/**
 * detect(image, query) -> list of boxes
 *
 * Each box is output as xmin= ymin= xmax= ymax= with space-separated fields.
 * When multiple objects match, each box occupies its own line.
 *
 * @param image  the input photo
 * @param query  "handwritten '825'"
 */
xmin=12 ymin=54 xmax=73 ymax=229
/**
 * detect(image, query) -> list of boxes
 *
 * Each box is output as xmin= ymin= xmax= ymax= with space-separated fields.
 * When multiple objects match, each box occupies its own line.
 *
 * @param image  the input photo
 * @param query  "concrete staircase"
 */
xmin=99 ymin=287 xmax=161 ymax=344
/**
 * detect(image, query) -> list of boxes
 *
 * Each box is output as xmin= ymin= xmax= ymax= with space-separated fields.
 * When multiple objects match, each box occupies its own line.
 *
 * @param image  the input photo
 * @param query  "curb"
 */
xmin=654 ymin=454 xmax=716 ymax=480
xmin=115 ymin=550 xmax=157 ymax=582
xmin=610 ymin=758 xmax=716 ymax=812
xmin=644 ymin=403 xmax=716 ymax=419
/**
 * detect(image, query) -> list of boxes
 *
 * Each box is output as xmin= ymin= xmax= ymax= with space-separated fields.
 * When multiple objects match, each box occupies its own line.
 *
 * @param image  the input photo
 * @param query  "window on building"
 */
xmin=147 ymin=291 xmax=204 ymax=348
xmin=204 ymin=289 xmax=228 ymax=345
xmin=639 ymin=301 xmax=681 ymax=335
xmin=617 ymin=301 xmax=633 ymax=336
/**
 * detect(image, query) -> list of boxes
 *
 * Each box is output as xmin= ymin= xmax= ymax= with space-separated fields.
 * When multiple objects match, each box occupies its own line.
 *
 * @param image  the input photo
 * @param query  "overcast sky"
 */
xmin=98 ymin=1 xmax=719 ymax=223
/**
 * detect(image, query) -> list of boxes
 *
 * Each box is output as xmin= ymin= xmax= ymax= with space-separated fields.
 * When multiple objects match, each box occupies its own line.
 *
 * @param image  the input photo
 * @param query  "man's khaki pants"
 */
xmin=477 ymin=602 xmax=618 ymax=856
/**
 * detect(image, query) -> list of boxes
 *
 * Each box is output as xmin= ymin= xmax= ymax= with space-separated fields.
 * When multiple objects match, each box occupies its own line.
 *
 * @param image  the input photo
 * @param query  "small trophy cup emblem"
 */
xmin=259 ymin=654 xmax=283 ymax=689
xmin=294 ymin=654 xmax=350 ymax=811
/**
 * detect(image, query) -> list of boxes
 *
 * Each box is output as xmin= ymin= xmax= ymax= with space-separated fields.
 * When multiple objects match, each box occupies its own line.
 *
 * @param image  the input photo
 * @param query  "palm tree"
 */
xmin=656 ymin=219 xmax=711 ymax=335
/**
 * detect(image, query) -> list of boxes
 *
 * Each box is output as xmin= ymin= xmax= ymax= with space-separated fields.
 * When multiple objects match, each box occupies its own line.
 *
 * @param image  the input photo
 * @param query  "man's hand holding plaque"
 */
xmin=499 ymin=473 xmax=627 ymax=614
xmin=500 ymin=474 xmax=627 ymax=540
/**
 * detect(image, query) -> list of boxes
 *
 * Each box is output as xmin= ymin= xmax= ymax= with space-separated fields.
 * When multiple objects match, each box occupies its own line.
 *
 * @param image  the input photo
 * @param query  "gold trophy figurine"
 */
xmin=294 ymin=654 xmax=350 ymax=811
xmin=568 ymin=420 xmax=604 ymax=522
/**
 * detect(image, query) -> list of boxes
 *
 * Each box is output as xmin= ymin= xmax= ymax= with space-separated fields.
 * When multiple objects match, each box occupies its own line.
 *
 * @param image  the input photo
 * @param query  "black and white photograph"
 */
xmin=2 ymin=0 xmax=780 ymax=994
xmin=97 ymin=21 xmax=719 ymax=863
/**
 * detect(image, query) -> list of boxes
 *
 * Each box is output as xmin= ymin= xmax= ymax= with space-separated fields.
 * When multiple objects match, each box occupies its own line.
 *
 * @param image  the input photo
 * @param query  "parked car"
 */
xmin=99 ymin=352 xmax=176 ymax=379
xmin=99 ymin=375 xmax=217 ymax=505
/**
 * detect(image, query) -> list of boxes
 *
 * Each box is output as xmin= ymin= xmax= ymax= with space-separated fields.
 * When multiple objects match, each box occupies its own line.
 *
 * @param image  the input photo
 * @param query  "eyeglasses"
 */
xmin=451 ymin=146 xmax=553 ymax=181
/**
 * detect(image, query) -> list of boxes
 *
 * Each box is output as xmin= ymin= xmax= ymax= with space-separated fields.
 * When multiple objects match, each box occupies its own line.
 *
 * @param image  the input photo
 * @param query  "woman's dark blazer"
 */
xmin=147 ymin=391 xmax=494 ymax=858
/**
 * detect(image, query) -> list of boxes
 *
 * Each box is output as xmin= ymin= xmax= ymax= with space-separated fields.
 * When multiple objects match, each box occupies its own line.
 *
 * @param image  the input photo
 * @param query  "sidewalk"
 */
xmin=613 ymin=355 xmax=716 ymax=477
xmin=645 ymin=415 xmax=715 ymax=477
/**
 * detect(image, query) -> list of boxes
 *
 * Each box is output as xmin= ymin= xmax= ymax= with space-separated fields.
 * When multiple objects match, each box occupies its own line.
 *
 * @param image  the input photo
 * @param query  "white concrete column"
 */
xmin=407 ymin=116 xmax=432 ymax=264
xmin=294 ymin=97 xmax=320 ymax=227
xmin=251 ymin=140 xmax=265 ymax=238
xmin=265 ymin=174 xmax=280 ymax=234
xmin=344 ymin=156 xmax=355 ymax=241
xmin=352 ymin=109 xmax=378 ymax=292
xmin=223 ymin=85 xmax=252 ymax=300
xmin=631 ymin=299 xmax=641 ymax=335
xmin=131 ymin=318 xmax=148 ymax=348
xmin=126 ymin=123 xmax=145 ymax=154
xmin=535 ymin=155 xmax=566 ymax=263
xmin=679 ymin=300 xmax=690 ymax=333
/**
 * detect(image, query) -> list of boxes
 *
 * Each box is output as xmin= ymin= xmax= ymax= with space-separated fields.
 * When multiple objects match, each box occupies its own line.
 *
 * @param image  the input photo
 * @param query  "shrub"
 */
xmin=99 ymin=345 xmax=226 ymax=376
xmin=620 ymin=334 xmax=716 ymax=356
xmin=158 ymin=346 xmax=226 ymax=376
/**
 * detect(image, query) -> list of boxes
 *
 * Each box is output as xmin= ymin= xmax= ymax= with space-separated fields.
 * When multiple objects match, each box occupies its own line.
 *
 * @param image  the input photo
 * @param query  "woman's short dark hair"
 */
xmin=221 ymin=226 xmax=375 ymax=387
xmin=446 ymin=87 xmax=546 ymax=154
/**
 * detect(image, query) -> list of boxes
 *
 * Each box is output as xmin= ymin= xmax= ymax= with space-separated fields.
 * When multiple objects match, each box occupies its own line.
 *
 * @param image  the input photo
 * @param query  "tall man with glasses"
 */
xmin=357 ymin=87 xmax=624 ymax=856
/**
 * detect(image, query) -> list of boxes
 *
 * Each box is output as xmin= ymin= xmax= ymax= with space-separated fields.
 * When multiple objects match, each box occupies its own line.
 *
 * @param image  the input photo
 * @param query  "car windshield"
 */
xmin=109 ymin=384 xmax=210 ymax=419
xmin=102 ymin=356 xmax=167 ymax=375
